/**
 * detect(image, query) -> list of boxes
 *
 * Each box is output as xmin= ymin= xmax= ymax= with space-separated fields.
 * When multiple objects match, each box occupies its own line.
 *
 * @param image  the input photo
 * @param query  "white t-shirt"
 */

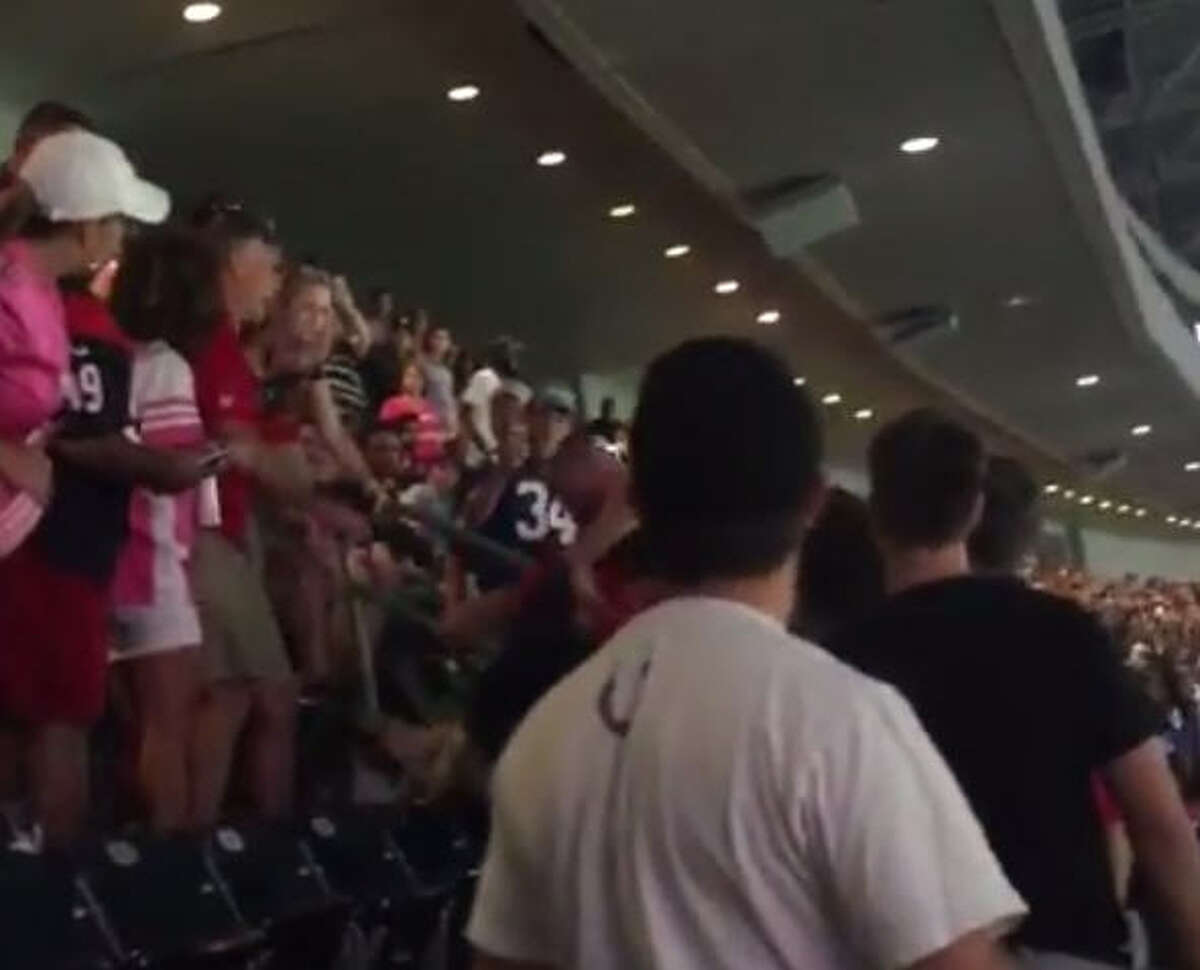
xmin=461 ymin=366 xmax=502 ymax=466
xmin=468 ymin=597 xmax=1025 ymax=970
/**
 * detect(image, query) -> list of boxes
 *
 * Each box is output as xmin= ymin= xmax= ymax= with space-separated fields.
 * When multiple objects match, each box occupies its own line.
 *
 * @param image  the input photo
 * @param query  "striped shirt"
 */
xmin=111 ymin=341 xmax=216 ymax=609
xmin=323 ymin=350 xmax=368 ymax=431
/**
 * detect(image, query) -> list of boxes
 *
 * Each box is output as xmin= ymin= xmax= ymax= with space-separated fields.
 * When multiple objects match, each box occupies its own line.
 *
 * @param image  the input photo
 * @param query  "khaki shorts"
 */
xmin=193 ymin=526 xmax=292 ymax=684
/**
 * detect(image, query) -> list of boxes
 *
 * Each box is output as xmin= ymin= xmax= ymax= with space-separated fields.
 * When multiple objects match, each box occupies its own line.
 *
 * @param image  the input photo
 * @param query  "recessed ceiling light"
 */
xmin=608 ymin=203 xmax=636 ymax=219
xmin=714 ymin=279 xmax=740 ymax=295
xmin=1187 ymin=461 xmax=1200 ymax=472
xmin=1168 ymin=515 xmax=1179 ymax=524
xmin=854 ymin=408 xmax=874 ymax=421
xmin=1182 ymin=518 xmax=1194 ymax=527
xmin=183 ymin=1 xmax=221 ymax=22
xmin=1098 ymin=499 xmax=1113 ymax=510
xmin=1136 ymin=508 xmax=1148 ymax=518
xmin=446 ymin=84 xmax=480 ymax=102
xmin=793 ymin=377 xmax=806 ymax=387
xmin=1117 ymin=504 xmax=1131 ymax=514
xmin=1075 ymin=374 xmax=1100 ymax=388
xmin=756 ymin=309 xmax=781 ymax=325
xmin=900 ymin=135 xmax=940 ymax=154
xmin=1080 ymin=494 xmax=1095 ymax=505
xmin=664 ymin=244 xmax=691 ymax=259
xmin=1064 ymin=489 xmax=1077 ymax=499
xmin=1044 ymin=483 xmax=1060 ymax=494
xmin=536 ymin=150 xmax=566 ymax=167
xmin=1131 ymin=424 xmax=1153 ymax=437
xmin=821 ymin=392 xmax=842 ymax=406
xmin=1194 ymin=322 xmax=1200 ymax=343
xmin=1003 ymin=294 xmax=1034 ymax=309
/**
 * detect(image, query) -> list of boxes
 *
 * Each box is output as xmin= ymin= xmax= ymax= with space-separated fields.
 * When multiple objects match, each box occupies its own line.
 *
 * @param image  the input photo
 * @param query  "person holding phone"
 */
xmin=107 ymin=229 xmax=231 ymax=833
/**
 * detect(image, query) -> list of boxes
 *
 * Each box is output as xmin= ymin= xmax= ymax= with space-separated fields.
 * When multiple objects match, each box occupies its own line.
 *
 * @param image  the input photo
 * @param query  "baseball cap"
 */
xmin=535 ymin=382 xmax=577 ymax=415
xmin=18 ymin=129 xmax=169 ymax=224
xmin=499 ymin=377 xmax=533 ymax=406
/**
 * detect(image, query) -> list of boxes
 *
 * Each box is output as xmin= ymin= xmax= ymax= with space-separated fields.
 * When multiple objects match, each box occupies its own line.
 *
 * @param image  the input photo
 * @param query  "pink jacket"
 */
xmin=0 ymin=240 xmax=68 ymax=556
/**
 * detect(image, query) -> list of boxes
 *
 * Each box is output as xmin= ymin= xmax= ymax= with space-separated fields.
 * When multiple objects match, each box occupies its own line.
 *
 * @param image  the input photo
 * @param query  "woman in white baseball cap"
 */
xmin=0 ymin=128 xmax=169 ymax=561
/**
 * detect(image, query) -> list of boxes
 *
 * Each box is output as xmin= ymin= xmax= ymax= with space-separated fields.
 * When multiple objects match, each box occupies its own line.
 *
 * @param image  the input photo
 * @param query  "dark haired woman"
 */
xmin=108 ymin=229 xmax=228 ymax=832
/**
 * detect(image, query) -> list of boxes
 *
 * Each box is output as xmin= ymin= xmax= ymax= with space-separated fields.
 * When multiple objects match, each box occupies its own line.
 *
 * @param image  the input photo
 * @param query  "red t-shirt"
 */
xmin=191 ymin=320 xmax=260 ymax=544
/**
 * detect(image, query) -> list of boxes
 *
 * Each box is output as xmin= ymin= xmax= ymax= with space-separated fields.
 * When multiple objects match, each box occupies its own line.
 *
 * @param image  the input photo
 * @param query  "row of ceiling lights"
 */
xmin=444 ymin=81 xmax=938 ymax=426
xmin=1043 ymin=484 xmax=1147 ymax=519
xmin=1042 ymin=483 xmax=1200 ymax=535
xmin=183 ymin=5 xmax=921 ymax=435
xmin=446 ymin=78 xmax=899 ymax=423
xmin=1073 ymin=373 xmax=1153 ymax=437
xmin=187 ymin=8 xmax=1184 ymax=533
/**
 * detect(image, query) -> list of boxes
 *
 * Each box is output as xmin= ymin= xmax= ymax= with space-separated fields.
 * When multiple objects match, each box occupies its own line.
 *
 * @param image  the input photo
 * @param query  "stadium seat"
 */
xmin=392 ymin=805 xmax=480 ymax=898
xmin=76 ymin=831 xmax=263 ymax=968
xmin=205 ymin=822 xmax=350 ymax=970
xmin=0 ymin=844 xmax=117 ymax=969
xmin=301 ymin=806 xmax=433 ymax=968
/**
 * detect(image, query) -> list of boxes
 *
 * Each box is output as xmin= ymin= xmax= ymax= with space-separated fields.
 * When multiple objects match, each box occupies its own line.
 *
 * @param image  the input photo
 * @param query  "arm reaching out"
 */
xmin=0 ymin=440 xmax=51 ymax=505
xmin=1106 ymin=738 xmax=1200 ymax=970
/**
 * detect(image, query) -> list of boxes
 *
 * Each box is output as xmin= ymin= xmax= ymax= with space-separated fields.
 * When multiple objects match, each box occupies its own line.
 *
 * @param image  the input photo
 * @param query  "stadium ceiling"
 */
xmin=1060 ymin=0 xmax=1200 ymax=263
xmin=1 ymin=0 xmax=1199 ymax=530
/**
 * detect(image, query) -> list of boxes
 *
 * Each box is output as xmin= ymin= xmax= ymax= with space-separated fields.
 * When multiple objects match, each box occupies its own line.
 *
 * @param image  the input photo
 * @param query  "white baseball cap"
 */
xmin=17 ymin=129 xmax=169 ymax=224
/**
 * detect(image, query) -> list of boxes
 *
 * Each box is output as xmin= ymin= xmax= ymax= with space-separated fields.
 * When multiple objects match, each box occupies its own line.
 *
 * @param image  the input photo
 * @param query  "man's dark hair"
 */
xmin=796 ymin=488 xmax=884 ymax=641
xmin=110 ymin=228 xmax=223 ymax=354
xmin=968 ymin=455 xmax=1040 ymax=573
xmin=631 ymin=337 xmax=821 ymax=584
xmin=487 ymin=336 xmax=522 ymax=378
xmin=869 ymin=408 xmax=985 ymax=548
xmin=14 ymin=101 xmax=95 ymax=155
xmin=191 ymin=196 xmax=277 ymax=255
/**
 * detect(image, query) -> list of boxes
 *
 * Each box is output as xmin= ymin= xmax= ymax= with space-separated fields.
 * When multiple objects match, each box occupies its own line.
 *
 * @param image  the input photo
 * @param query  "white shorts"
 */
xmin=110 ymin=596 xmax=202 ymax=661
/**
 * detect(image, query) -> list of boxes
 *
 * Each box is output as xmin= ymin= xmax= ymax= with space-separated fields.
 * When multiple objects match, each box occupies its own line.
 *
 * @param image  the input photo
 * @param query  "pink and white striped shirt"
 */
xmin=110 ymin=341 xmax=217 ymax=610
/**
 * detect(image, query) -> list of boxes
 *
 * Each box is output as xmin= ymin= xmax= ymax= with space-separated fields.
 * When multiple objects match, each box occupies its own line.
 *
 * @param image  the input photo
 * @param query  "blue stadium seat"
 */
xmin=76 ymin=831 xmax=263 ymax=968
xmin=205 ymin=822 xmax=350 ymax=970
xmin=301 ymin=807 xmax=430 ymax=967
xmin=300 ymin=807 xmax=408 ymax=914
xmin=392 ymin=806 xmax=480 ymax=898
xmin=0 ymin=845 xmax=118 ymax=969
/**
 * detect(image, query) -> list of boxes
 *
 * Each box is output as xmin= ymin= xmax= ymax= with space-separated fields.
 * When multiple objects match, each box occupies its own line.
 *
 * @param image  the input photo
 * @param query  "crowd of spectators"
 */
xmin=0 ymin=102 xmax=631 ymax=851
xmin=1038 ymin=569 xmax=1200 ymax=681
xmin=9 ymin=98 xmax=1200 ymax=970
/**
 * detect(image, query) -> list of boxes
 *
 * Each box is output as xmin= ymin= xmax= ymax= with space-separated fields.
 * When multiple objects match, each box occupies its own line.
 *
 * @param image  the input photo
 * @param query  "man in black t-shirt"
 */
xmin=834 ymin=410 xmax=1200 ymax=970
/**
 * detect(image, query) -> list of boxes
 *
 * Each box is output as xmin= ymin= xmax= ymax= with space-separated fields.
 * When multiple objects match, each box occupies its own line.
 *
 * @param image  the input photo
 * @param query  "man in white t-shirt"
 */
xmin=468 ymin=337 xmax=1026 ymax=970
xmin=461 ymin=336 xmax=522 ymax=469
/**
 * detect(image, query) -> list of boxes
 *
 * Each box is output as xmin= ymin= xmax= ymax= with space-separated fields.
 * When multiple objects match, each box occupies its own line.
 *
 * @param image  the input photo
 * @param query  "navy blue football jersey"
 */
xmin=34 ymin=291 xmax=133 ymax=582
xmin=470 ymin=464 xmax=578 ymax=592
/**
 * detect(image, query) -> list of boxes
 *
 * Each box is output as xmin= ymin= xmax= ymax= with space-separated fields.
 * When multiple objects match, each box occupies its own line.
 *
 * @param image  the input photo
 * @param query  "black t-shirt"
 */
xmin=34 ymin=292 xmax=132 ymax=583
xmin=832 ymin=575 xmax=1160 ymax=962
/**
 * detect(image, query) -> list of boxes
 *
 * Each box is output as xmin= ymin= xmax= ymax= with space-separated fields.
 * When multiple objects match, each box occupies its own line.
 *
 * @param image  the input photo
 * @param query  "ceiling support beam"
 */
xmin=1067 ymin=0 xmax=1191 ymax=40
xmin=1144 ymin=37 xmax=1200 ymax=115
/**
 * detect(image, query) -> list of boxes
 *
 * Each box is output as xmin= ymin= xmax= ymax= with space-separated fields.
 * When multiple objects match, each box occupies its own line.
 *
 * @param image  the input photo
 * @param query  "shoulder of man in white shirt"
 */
xmin=461 ymin=366 xmax=500 ymax=405
xmin=479 ymin=598 xmax=1026 ymax=970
